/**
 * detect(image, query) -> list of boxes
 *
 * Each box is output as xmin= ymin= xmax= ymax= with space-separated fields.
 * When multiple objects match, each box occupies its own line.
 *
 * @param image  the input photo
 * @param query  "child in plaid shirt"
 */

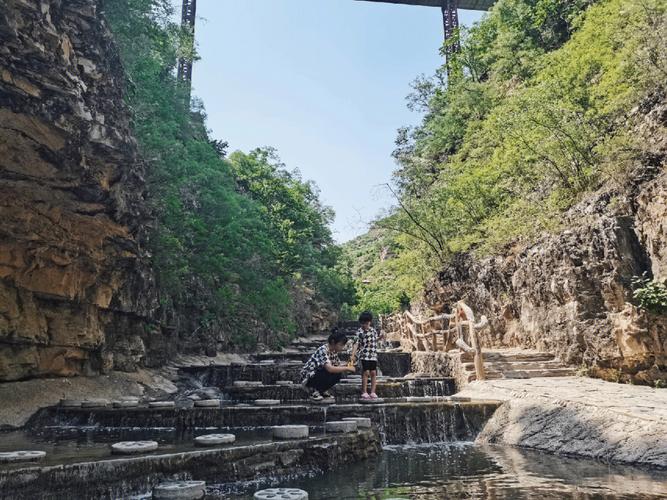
xmin=350 ymin=311 xmax=383 ymax=400
xmin=301 ymin=329 xmax=355 ymax=402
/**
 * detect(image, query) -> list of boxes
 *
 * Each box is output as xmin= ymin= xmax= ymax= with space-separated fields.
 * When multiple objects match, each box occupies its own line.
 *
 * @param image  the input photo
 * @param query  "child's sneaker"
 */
xmin=370 ymin=393 xmax=379 ymax=400
xmin=310 ymin=391 xmax=324 ymax=402
xmin=360 ymin=392 xmax=371 ymax=400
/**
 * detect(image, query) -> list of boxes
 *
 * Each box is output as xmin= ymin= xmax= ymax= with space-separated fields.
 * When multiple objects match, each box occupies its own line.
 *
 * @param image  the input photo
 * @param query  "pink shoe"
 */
xmin=360 ymin=393 xmax=371 ymax=400
xmin=370 ymin=393 xmax=379 ymax=400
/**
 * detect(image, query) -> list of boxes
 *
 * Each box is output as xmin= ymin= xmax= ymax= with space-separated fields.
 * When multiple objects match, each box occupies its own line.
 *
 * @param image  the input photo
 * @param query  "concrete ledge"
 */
xmin=459 ymin=377 xmax=667 ymax=468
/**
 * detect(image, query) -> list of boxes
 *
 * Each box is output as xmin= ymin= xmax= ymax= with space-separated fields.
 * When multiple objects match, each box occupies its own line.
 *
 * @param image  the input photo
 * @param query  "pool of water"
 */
xmin=212 ymin=443 xmax=667 ymax=499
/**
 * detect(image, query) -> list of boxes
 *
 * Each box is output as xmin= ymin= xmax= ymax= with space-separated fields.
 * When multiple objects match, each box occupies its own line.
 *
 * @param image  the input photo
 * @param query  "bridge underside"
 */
xmin=356 ymin=0 xmax=495 ymax=12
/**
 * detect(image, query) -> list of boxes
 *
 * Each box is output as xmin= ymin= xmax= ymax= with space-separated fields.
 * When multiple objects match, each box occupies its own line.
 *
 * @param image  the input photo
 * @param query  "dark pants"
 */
xmin=306 ymin=368 xmax=341 ymax=393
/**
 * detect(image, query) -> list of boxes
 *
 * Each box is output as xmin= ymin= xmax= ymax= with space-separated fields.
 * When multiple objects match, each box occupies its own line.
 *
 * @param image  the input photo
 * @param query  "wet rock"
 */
xmin=325 ymin=421 xmax=357 ymax=433
xmin=273 ymin=425 xmax=309 ymax=440
xmin=110 ymin=441 xmax=158 ymax=455
xmin=194 ymin=434 xmax=235 ymax=446
xmin=0 ymin=450 xmax=46 ymax=463
xmin=152 ymin=481 xmax=205 ymax=499
xmin=254 ymin=488 xmax=308 ymax=500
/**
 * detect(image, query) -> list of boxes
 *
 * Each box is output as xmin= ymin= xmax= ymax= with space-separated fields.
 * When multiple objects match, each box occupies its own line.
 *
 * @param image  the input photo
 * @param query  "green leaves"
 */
xmin=107 ymin=0 xmax=354 ymax=348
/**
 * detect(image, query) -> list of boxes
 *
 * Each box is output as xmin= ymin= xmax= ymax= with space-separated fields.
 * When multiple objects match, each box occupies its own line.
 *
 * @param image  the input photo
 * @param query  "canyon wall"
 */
xmin=421 ymin=97 xmax=667 ymax=385
xmin=0 ymin=0 xmax=156 ymax=381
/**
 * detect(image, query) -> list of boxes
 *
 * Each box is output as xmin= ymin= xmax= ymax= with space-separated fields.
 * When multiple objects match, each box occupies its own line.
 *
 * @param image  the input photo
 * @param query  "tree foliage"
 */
xmin=349 ymin=0 xmax=666 ymax=315
xmin=105 ymin=0 xmax=355 ymax=348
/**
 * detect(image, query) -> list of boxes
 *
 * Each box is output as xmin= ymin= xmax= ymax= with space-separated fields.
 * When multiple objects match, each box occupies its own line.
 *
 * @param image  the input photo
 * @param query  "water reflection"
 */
xmin=217 ymin=443 xmax=667 ymax=499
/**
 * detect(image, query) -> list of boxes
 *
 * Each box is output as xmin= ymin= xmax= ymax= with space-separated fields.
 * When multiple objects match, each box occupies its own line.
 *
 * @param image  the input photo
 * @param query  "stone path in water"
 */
xmin=460 ymin=376 xmax=667 ymax=467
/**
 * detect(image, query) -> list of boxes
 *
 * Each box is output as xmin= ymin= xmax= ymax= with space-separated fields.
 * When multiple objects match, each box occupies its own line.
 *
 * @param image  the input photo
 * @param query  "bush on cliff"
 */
xmin=348 ymin=0 xmax=666 ymax=315
xmin=105 ymin=0 xmax=355 ymax=349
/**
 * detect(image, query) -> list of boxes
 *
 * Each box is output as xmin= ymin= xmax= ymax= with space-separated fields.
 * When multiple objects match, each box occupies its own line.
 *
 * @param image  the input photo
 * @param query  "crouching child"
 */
xmin=301 ymin=329 xmax=355 ymax=402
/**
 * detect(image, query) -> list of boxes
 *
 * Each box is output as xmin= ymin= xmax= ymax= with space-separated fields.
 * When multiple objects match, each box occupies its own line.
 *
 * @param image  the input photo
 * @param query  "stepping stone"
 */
xmin=233 ymin=381 xmax=264 ymax=387
xmin=111 ymin=441 xmax=158 ymax=455
xmin=81 ymin=399 xmax=110 ymax=408
xmin=254 ymin=488 xmax=308 ymax=500
xmin=254 ymin=399 xmax=281 ymax=406
xmin=342 ymin=417 xmax=372 ymax=429
xmin=0 ymin=451 xmax=46 ymax=463
xmin=273 ymin=425 xmax=309 ymax=440
xmin=259 ymin=360 xmax=276 ymax=364
xmin=113 ymin=400 xmax=139 ymax=408
xmin=405 ymin=396 xmax=435 ymax=403
xmin=194 ymin=433 xmax=236 ymax=446
xmin=275 ymin=380 xmax=294 ymax=386
xmin=325 ymin=421 xmax=358 ymax=433
xmin=59 ymin=399 xmax=82 ymax=408
xmin=149 ymin=401 xmax=175 ymax=409
xmin=359 ymin=398 xmax=384 ymax=404
xmin=194 ymin=399 xmax=220 ymax=408
xmin=153 ymin=480 xmax=206 ymax=499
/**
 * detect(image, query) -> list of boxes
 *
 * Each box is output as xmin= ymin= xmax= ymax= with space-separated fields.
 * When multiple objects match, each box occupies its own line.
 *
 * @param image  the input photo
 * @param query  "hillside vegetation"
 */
xmin=346 ymin=0 xmax=666 ymax=315
xmin=106 ymin=0 xmax=355 ymax=349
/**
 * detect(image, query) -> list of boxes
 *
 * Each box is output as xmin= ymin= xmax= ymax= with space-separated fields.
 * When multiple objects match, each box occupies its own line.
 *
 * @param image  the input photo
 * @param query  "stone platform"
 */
xmin=460 ymin=377 xmax=667 ymax=468
xmin=29 ymin=400 xmax=500 ymax=445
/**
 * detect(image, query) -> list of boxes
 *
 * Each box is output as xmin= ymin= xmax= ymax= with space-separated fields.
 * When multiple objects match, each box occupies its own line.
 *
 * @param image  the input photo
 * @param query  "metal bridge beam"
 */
xmin=177 ymin=0 xmax=197 ymax=96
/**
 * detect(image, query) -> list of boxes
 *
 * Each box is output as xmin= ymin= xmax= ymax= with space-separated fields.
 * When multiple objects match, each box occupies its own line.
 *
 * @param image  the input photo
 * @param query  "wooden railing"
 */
xmin=381 ymin=301 xmax=488 ymax=381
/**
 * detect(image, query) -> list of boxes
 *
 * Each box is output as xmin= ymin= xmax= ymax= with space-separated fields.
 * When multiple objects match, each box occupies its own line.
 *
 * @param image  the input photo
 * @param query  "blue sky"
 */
xmin=190 ymin=1 xmax=484 ymax=242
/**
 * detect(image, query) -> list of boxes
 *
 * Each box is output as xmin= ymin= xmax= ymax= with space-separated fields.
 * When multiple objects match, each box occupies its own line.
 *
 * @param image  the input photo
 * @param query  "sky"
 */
xmin=190 ymin=0 xmax=484 ymax=242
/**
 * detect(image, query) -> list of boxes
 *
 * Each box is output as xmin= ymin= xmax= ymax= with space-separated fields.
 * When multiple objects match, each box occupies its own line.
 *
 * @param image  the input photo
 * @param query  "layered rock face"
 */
xmin=422 ymin=99 xmax=667 ymax=385
xmin=0 ymin=0 xmax=155 ymax=381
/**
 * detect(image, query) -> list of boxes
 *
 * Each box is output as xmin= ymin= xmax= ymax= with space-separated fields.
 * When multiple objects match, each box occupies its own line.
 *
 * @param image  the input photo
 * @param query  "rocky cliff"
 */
xmin=0 ymin=0 xmax=156 ymax=381
xmin=422 ymin=96 xmax=667 ymax=385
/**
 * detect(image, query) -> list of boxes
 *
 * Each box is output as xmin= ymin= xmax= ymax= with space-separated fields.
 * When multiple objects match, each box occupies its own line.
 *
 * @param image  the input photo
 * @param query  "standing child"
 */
xmin=350 ymin=311 xmax=382 ymax=400
xmin=301 ymin=329 xmax=355 ymax=402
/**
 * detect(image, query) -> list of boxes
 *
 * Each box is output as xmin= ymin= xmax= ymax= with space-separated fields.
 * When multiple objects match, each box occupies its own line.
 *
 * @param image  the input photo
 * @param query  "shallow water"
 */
xmin=214 ymin=442 xmax=667 ymax=499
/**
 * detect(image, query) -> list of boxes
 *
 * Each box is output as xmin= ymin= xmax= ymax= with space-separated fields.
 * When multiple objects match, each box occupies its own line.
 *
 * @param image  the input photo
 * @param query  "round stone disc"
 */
xmin=111 ymin=440 xmax=159 ymax=455
xmin=194 ymin=399 xmax=220 ymax=408
xmin=254 ymin=488 xmax=308 ymax=500
xmin=254 ymin=399 xmax=280 ymax=406
xmin=325 ymin=420 xmax=357 ymax=433
xmin=194 ymin=433 xmax=235 ymax=446
xmin=152 ymin=480 xmax=206 ymax=499
xmin=273 ymin=425 xmax=309 ymax=440
xmin=342 ymin=417 xmax=372 ymax=429
xmin=0 ymin=451 xmax=46 ymax=463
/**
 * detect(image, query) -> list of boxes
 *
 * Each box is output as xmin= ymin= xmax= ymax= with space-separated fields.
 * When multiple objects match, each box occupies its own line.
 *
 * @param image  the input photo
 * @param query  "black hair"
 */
xmin=358 ymin=311 xmax=373 ymax=323
xmin=327 ymin=328 xmax=348 ymax=345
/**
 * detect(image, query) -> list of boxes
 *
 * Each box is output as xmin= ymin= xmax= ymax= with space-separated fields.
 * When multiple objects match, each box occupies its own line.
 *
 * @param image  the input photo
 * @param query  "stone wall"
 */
xmin=0 ymin=0 xmax=156 ymax=381
xmin=420 ymin=98 xmax=667 ymax=385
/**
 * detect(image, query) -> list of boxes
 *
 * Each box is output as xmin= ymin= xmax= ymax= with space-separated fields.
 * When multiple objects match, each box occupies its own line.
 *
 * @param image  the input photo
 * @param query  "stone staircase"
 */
xmin=457 ymin=349 xmax=577 ymax=383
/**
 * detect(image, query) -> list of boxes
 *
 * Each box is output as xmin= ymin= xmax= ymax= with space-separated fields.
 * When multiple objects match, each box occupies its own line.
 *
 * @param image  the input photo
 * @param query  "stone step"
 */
xmin=467 ymin=367 xmax=578 ymax=382
xmin=459 ymin=351 xmax=555 ymax=363
xmin=461 ymin=360 xmax=570 ymax=372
